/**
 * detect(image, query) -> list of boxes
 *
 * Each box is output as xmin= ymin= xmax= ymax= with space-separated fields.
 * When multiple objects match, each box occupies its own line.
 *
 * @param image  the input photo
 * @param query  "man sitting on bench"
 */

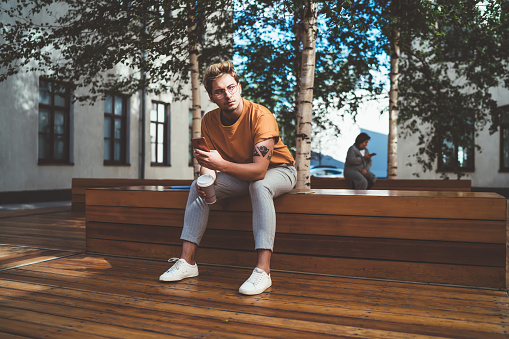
xmin=159 ymin=61 xmax=297 ymax=296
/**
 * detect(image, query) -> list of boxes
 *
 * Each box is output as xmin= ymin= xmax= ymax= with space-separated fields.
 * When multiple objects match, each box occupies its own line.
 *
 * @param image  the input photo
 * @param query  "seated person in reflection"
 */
xmin=344 ymin=132 xmax=377 ymax=189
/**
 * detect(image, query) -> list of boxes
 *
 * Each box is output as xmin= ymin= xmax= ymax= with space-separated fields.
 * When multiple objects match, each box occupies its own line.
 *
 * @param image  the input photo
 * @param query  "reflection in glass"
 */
xmin=54 ymin=135 xmax=65 ymax=159
xmin=114 ymin=141 xmax=121 ymax=161
xmin=39 ymin=80 xmax=51 ymax=104
xmin=38 ymin=135 xmax=50 ymax=159
xmin=39 ymin=109 xmax=50 ymax=133
xmin=114 ymin=119 xmax=122 ymax=139
xmin=104 ymin=95 xmax=112 ymax=114
xmin=104 ymin=140 xmax=111 ymax=160
xmin=54 ymin=111 xmax=65 ymax=134
xmin=114 ymin=98 xmax=123 ymax=115
xmin=104 ymin=117 xmax=111 ymax=138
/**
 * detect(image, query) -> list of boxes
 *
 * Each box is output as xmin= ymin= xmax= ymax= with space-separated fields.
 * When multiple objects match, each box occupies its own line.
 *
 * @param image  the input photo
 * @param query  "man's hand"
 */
xmin=361 ymin=169 xmax=367 ymax=175
xmin=194 ymin=149 xmax=225 ymax=171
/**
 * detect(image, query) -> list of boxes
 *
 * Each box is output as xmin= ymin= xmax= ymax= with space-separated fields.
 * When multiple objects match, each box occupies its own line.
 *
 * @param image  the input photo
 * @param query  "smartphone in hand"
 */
xmin=191 ymin=137 xmax=210 ymax=152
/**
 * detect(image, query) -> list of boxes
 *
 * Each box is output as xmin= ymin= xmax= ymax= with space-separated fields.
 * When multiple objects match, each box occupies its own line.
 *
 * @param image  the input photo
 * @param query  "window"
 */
xmin=499 ymin=105 xmax=509 ymax=171
xmin=437 ymin=122 xmax=475 ymax=172
xmin=104 ymin=94 xmax=128 ymax=165
xmin=38 ymin=78 xmax=72 ymax=164
xmin=150 ymin=101 xmax=170 ymax=166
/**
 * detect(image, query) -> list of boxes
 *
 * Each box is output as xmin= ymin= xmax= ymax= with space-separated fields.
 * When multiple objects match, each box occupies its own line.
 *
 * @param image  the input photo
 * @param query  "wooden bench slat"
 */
xmin=86 ymin=206 xmax=506 ymax=244
xmin=86 ymin=239 xmax=505 ymax=289
xmin=86 ymin=187 xmax=506 ymax=220
xmin=86 ymin=222 xmax=504 ymax=267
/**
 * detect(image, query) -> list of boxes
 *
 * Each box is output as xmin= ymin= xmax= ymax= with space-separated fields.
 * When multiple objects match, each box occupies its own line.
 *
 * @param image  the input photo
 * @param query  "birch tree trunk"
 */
xmin=387 ymin=4 xmax=400 ymax=179
xmin=189 ymin=10 xmax=202 ymax=179
xmin=295 ymin=0 xmax=317 ymax=192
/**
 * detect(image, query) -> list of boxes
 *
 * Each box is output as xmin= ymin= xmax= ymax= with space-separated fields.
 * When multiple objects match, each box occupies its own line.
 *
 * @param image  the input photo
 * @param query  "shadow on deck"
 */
xmin=0 ymin=206 xmax=508 ymax=338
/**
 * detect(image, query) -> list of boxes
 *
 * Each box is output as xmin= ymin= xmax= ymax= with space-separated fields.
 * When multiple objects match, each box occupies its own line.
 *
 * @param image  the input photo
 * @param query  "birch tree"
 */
xmin=295 ymin=0 xmax=318 ymax=191
xmin=387 ymin=0 xmax=401 ymax=179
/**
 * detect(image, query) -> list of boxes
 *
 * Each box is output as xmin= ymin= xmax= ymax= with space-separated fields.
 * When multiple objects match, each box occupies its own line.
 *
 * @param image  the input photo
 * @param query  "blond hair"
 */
xmin=203 ymin=60 xmax=239 ymax=95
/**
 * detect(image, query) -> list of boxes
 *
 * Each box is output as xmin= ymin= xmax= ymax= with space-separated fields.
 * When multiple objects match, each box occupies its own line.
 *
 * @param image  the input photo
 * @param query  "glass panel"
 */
xmin=158 ymin=104 xmax=165 ymax=122
xmin=104 ymin=95 xmax=113 ymax=114
xmin=54 ymin=84 xmax=67 ymax=107
xmin=150 ymin=123 xmax=156 ymax=142
xmin=150 ymin=107 xmax=157 ymax=121
xmin=54 ymin=111 xmax=65 ymax=134
xmin=104 ymin=139 xmax=111 ymax=160
xmin=114 ymin=140 xmax=121 ymax=161
xmin=39 ymin=109 xmax=50 ymax=133
xmin=158 ymin=124 xmax=164 ymax=143
xmin=114 ymin=119 xmax=123 ymax=139
xmin=38 ymin=134 xmax=51 ymax=159
xmin=39 ymin=80 xmax=51 ymax=104
xmin=157 ymin=143 xmax=164 ymax=163
xmin=151 ymin=143 xmax=156 ymax=163
xmin=104 ymin=117 xmax=112 ymax=138
xmin=504 ymin=128 xmax=509 ymax=168
xmin=54 ymin=135 xmax=65 ymax=160
xmin=114 ymin=97 xmax=123 ymax=115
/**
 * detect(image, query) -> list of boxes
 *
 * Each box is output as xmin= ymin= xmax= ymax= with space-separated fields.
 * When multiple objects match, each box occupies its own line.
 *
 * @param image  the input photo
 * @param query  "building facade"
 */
xmin=0 ymin=70 xmax=215 ymax=203
xmin=397 ymin=86 xmax=509 ymax=193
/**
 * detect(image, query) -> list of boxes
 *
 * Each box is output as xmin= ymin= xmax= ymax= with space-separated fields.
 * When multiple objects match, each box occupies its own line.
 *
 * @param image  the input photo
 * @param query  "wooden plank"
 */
xmin=86 ymin=221 xmax=505 ymax=267
xmin=3 ymin=261 xmax=508 ymax=338
xmin=85 ymin=187 xmax=507 ymax=220
xmin=86 ymin=239 xmax=505 ymax=289
xmin=310 ymin=177 xmax=472 ymax=191
xmin=86 ymin=206 xmax=506 ymax=244
xmin=0 ymin=246 xmax=75 ymax=270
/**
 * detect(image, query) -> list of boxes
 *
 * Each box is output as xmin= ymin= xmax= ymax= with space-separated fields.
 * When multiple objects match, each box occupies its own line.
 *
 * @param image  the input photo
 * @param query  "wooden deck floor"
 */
xmin=0 ymin=206 xmax=508 ymax=338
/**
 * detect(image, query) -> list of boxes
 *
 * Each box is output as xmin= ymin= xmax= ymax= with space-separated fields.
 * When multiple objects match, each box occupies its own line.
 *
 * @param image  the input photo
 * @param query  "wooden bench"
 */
xmin=85 ymin=186 xmax=508 ymax=290
xmin=73 ymin=177 xmax=472 ymax=211
xmin=72 ymin=178 xmax=193 ymax=211
xmin=311 ymin=177 xmax=472 ymax=191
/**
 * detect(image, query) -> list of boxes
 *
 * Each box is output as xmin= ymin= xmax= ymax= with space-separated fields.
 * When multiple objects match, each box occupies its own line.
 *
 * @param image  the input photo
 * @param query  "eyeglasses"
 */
xmin=213 ymin=83 xmax=239 ymax=100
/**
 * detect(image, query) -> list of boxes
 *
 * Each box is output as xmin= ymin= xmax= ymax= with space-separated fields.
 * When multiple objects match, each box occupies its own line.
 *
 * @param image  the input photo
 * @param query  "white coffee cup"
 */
xmin=197 ymin=174 xmax=216 ymax=204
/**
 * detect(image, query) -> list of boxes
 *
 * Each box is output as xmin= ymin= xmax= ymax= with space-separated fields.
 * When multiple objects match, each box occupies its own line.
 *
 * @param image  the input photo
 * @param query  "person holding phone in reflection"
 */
xmin=344 ymin=132 xmax=377 ymax=190
xmin=159 ymin=61 xmax=296 ymax=296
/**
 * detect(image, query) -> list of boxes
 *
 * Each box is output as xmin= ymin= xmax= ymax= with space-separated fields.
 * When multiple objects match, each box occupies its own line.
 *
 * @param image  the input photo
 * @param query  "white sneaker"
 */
xmin=159 ymin=258 xmax=199 ymax=282
xmin=239 ymin=267 xmax=272 ymax=295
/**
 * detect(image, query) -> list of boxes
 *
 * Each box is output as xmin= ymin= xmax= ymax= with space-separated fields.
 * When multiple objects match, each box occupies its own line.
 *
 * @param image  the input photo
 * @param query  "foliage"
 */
xmin=233 ymin=0 xmax=387 ymax=150
xmin=394 ymin=0 xmax=508 ymax=178
xmin=0 ymin=0 xmax=233 ymax=103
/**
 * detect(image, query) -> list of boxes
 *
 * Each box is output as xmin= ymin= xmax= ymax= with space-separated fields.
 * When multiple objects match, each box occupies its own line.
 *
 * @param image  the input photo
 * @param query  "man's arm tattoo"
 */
xmin=257 ymin=145 xmax=270 ymax=157
xmin=267 ymin=150 xmax=273 ymax=161
xmin=253 ymin=148 xmax=260 ymax=157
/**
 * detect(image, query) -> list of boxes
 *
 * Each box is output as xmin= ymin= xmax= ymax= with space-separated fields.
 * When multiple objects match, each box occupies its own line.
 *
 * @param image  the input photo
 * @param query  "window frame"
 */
xmin=104 ymin=93 xmax=129 ymax=166
xmin=38 ymin=77 xmax=72 ymax=165
xmin=150 ymin=101 xmax=171 ymax=167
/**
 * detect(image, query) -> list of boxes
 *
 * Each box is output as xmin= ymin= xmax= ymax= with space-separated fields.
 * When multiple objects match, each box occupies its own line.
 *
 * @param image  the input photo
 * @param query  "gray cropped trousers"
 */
xmin=180 ymin=164 xmax=297 ymax=251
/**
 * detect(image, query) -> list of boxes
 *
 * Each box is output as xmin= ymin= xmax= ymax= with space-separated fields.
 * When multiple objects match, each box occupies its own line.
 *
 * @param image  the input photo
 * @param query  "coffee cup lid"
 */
xmin=197 ymin=174 xmax=215 ymax=187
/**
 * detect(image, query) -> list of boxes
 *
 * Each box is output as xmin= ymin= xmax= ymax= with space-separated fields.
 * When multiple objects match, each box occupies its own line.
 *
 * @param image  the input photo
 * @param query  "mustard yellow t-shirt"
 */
xmin=201 ymin=99 xmax=294 ymax=167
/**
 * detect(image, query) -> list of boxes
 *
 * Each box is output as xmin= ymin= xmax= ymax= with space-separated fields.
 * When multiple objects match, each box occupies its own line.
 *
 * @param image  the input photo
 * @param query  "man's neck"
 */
xmin=220 ymin=99 xmax=244 ymax=126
